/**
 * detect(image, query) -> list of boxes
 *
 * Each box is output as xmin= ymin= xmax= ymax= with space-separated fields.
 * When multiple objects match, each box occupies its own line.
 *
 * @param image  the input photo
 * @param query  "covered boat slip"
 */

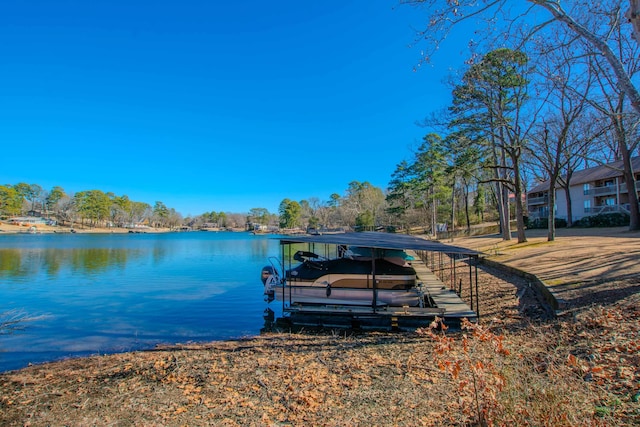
xmin=274 ymin=232 xmax=481 ymax=330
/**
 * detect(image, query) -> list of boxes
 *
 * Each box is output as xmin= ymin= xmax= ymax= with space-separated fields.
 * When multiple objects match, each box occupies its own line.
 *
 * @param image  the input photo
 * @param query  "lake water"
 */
xmin=0 ymin=232 xmax=282 ymax=372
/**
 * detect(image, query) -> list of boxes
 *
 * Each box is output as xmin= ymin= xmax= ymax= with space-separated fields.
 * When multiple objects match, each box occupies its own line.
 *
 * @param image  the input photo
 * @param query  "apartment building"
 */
xmin=527 ymin=157 xmax=640 ymax=221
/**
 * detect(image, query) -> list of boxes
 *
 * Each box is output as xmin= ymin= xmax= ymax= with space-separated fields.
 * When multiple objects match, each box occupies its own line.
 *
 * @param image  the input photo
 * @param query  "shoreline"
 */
xmin=0 ymin=223 xmax=248 ymax=234
xmin=0 ymin=222 xmax=169 ymax=234
xmin=1 ymin=227 xmax=639 ymax=425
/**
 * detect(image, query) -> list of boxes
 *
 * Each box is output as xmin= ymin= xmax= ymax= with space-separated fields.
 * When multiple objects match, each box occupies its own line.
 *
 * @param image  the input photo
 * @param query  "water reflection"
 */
xmin=0 ymin=248 xmax=146 ymax=279
xmin=0 ymin=232 xmax=284 ymax=372
xmin=250 ymin=237 xmax=274 ymax=259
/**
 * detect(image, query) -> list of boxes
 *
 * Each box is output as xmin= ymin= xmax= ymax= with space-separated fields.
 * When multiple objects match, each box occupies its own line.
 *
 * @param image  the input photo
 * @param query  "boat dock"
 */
xmin=281 ymin=251 xmax=477 ymax=331
xmin=408 ymin=250 xmax=477 ymax=320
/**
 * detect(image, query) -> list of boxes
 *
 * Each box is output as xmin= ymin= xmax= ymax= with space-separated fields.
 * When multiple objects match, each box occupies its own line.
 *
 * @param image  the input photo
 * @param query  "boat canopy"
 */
xmin=277 ymin=231 xmax=480 ymax=256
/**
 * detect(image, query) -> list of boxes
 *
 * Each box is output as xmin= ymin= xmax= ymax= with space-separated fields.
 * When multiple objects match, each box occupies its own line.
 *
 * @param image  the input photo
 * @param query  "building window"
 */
xmin=584 ymin=200 xmax=591 ymax=212
xmin=583 ymin=183 xmax=590 ymax=195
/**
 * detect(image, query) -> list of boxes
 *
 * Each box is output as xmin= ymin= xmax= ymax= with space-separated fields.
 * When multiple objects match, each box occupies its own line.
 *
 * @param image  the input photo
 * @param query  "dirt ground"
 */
xmin=0 ymin=226 xmax=639 ymax=426
xmin=449 ymin=226 xmax=640 ymax=310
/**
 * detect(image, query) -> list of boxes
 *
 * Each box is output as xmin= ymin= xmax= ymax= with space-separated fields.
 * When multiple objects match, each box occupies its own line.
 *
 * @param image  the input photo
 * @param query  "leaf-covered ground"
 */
xmin=1 ymin=229 xmax=639 ymax=426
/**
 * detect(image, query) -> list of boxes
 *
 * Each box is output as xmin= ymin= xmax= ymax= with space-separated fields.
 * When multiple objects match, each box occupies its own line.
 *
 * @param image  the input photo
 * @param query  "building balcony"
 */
xmin=586 ymin=185 xmax=616 ymax=196
xmin=619 ymin=180 xmax=640 ymax=193
xmin=586 ymin=180 xmax=640 ymax=196
xmin=527 ymin=196 xmax=548 ymax=205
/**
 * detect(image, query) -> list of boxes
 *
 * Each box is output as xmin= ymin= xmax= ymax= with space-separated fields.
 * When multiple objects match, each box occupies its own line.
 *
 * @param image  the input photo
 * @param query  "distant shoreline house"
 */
xmin=7 ymin=216 xmax=55 ymax=226
xmin=527 ymin=157 xmax=640 ymax=222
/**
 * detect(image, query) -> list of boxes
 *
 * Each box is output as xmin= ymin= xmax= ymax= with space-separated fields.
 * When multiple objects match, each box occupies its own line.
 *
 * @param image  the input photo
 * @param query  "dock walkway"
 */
xmin=407 ymin=251 xmax=477 ymax=321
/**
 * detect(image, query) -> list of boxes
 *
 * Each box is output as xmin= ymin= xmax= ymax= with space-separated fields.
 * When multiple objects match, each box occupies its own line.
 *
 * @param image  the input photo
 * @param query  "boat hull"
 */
xmin=270 ymin=284 xmax=424 ymax=307
xmin=263 ymin=250 xmax=424 ymax=307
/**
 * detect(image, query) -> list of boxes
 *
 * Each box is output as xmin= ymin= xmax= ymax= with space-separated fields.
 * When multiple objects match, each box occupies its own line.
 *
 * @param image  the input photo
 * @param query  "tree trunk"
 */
xmin=628 ymin=0 xmax=640 ymax=44
xmin=434 ymin=197 xmax=438 ymax=237
xmin=512 ymin=157 xmax=528 ymax=243
xmin=561 ymin=168 xmax=576 ymax=228
xmin=463 ymin=180 xmax=471 ymax=232
xmin=547 ymin=175 xmax=557 ymax=241
xmin=450 ymin=183 xmax=456 ymax=241
xmin=490 ymin=138 xmax=511 ymax=240
xmin=620 ymin=142 xmax=640 ymax=230
xmin=499 ymin=141 xmax=512 ymax=241
xmin=501 ymin=183 xmax=512 ymax=240
xmin=563 ymin=185 xmax=574 ymax=228
xmin=494 ymin=181 xmax=509 ymax=239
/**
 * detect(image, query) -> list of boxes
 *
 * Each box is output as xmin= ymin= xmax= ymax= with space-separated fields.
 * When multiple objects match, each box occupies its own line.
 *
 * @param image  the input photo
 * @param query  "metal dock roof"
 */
xmin=278 ymin=231 xmax=480 ymax=255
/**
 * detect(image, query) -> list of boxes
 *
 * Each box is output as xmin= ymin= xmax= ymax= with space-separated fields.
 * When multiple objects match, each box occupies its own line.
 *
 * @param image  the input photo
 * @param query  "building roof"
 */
xmin=277 ymin=231 xmax=480 ymax=255
xmin=528 ymin=157 xmax=640 ymax=194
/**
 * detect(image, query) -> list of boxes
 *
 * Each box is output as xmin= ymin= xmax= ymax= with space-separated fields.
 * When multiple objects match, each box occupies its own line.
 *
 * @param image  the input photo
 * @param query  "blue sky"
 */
xmin=0 ymin=1 xmax=468 ymax=217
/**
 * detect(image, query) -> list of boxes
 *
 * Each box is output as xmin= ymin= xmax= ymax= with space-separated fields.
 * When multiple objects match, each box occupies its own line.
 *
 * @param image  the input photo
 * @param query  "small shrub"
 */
xmin=417 ymin=318 xmax=608 ymax=426
xmin=574 ymin=213 xmax=629 ymax=228
xmin=526 ymin=217 xmax=567 ymax=229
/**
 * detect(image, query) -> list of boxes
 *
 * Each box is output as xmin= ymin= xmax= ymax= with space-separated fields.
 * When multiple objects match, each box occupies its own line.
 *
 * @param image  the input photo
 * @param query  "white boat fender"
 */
xmin=326 ymin=284 xmax=331 ymax=297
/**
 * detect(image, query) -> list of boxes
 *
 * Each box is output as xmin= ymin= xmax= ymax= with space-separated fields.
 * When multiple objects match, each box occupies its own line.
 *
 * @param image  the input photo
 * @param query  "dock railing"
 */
xmin=413 ymin=250 xmax=480 ymax=320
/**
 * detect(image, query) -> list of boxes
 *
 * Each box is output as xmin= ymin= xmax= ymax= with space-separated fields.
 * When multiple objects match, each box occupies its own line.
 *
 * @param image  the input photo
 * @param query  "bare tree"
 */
xmin=587 ymin=42 xmax=640 ymax=229
xmin=54 ymin=194 xmax=77 ymax=227
xmin=340 ymin=181 xmax=386 ymax=229
xmin=557 ymin=113 xmax=608 ymax=227
xmin=526 ymin=31 xmax=595 ymax=238
xmin=402 ymin=0 xmax=640 ymax=230
xmin=403 ymin=1 xmax=640 ymax=112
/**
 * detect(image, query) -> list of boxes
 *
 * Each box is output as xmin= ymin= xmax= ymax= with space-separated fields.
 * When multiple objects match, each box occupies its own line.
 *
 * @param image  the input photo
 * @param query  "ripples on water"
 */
xmin=0 ymin=232 xmax=281 ymax=372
